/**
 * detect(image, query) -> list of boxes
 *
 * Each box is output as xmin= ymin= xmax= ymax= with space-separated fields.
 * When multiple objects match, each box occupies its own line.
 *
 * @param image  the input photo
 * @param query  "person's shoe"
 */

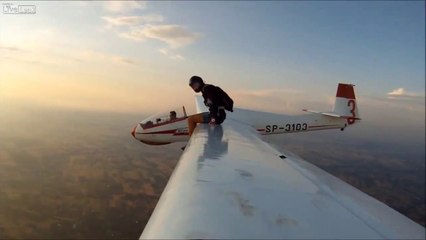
xmin=181 ymin=145 xmax=186 ymax=151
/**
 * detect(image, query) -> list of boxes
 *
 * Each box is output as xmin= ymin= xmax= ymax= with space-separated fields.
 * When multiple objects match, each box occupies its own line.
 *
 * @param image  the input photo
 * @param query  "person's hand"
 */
xmin=205 ymin=99 xmax=213 ymax=107
xmin=209 ymin=118 xmax=216 ymax=125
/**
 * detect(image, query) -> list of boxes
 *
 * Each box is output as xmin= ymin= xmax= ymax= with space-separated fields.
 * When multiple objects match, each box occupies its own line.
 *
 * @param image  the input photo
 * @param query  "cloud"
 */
xmin=1 ymin=55 xmax=41 ymax=64
xmin=101 ymin=8 xmax=201 ymax=60
xmin=0 ymin=43 xmax=50 ymax=65
xmin=158 ymin=48 xmax=185 ymax=61
xmin=387 ymin=88 xmax=425 ymax=99
xmin=388 ymin=88 xmax=408 ymax=96
xmin=115 ymin=57 xmax=136 ymax=65
xmin=102 ymin=15 xmax=164 ymax=28
xmin=0 ymin=45 xmax=24 ymax=52
xmin=103 ymin=1 xmax=146 ymax=13
xmin=143 ymin=25 xmax=199 ymax=48
xmin=119 ymin=24 xmax=200 ymax=48
xmin=0 ymin=25 xmax=137 ymax=67
xmin=74 ymin=50 xmax=137 ymax=65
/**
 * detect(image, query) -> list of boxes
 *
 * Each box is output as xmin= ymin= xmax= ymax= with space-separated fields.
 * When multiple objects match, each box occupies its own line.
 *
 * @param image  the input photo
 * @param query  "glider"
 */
xmin=131 ymin=83 xmax=424 ymax=239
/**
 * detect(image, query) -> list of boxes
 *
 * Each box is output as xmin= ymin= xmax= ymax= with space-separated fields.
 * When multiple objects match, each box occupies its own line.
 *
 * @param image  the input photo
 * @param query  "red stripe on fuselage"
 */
xmin=141 ymin=129 xmax=189 ymax=136
xmin=173 ymin=132 xmax=189 ymax=136
xmin=139 ymin=140 xmax=171 ymax=145
xmin=308 ymin=124 xmax=339 ymax=128
xmin=142 ymin=129 xmax=176 ymax=134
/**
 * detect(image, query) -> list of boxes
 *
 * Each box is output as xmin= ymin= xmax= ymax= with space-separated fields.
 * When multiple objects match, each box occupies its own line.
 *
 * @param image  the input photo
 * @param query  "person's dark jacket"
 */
xmin=201 ymin=84 xmax=233 ymax=124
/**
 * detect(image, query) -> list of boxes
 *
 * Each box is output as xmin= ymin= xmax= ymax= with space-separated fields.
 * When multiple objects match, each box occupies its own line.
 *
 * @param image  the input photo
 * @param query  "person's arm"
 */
xmin=209 ymin=105 xmax=219 ymax=122
xmin=203 ymin=85 xmax=219 ymax=123
xmin=215 ymin=86 xmax=233 ymax=112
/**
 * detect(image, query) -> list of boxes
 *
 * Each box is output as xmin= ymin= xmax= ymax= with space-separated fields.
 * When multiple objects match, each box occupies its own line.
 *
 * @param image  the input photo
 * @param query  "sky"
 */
xmin=0 ymin=1 xmax=424 ymax=124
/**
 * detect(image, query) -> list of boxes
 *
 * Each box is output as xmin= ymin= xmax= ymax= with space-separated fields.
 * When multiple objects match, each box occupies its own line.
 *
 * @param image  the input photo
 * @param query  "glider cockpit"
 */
xmin=140 ymin=107 xmax=187 ymax=129
xmin=132 ymin=106 xmax=190 ymax=145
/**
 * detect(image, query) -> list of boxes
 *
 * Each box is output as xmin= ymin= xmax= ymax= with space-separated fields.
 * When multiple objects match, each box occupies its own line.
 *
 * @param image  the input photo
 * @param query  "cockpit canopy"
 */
xmin=140 ymin=106 xmax=187 ymax=129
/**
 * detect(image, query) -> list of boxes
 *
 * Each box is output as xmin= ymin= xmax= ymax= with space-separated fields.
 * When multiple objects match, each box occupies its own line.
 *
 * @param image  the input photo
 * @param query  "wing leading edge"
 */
xmin=140 ymin=120 xmax=425 ymax=239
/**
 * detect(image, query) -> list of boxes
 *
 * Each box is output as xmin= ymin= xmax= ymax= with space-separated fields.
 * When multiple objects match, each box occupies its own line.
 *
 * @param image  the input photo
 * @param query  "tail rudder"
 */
xmin=332 ymin=83 xmax=360 ymax=125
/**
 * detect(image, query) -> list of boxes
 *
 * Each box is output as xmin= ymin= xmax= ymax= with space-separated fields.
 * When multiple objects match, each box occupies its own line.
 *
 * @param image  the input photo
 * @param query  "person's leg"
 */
xmin=188 ymin=113 xmax=210 ymax=136
xmin=215 ymin=109 xmax=226 ymax=124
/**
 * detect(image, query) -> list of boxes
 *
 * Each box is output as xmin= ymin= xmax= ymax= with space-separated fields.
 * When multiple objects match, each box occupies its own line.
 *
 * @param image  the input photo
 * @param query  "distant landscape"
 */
xmin=0 ymin=104 xmax=180 ymax=238
xmin=268 ymin=131 xmax=425 ymax=227
xmin=0 ymin=103 xmax=424 ymax=239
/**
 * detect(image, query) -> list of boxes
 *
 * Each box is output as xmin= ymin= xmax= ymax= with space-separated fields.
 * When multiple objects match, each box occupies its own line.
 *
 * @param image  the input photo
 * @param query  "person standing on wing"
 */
xmin=187 ymin=76 xmax=234 ymax=136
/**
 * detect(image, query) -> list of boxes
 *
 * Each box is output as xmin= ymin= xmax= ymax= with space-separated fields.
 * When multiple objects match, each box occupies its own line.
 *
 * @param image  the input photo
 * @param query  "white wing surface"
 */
xmin=140 ymin=120 xmax=425 ymax=239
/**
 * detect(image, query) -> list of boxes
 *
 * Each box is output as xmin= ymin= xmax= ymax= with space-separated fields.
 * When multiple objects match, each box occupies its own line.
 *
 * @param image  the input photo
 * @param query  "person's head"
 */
xmin=189 ymin=76 xmax=204 ymax=93
xmin=170 ymin=111 xmax=177 ymax=119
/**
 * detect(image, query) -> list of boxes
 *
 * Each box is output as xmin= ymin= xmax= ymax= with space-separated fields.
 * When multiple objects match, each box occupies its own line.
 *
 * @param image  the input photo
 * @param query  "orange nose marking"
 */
xmin=131 ymin=125 xmax=136 ymax=138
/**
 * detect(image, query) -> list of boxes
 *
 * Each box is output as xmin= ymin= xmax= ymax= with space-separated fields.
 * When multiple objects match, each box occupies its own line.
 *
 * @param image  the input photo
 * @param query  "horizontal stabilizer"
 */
xmin=303 ymin=109 xmax=361 ymax=120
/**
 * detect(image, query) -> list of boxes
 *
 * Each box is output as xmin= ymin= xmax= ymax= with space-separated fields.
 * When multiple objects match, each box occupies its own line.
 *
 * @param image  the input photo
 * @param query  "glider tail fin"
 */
xmin=332 ymin=83 xmax=360 ymax=125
